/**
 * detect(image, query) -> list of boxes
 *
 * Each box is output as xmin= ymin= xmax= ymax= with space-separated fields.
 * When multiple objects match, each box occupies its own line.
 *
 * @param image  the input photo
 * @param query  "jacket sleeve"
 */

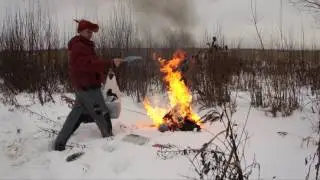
xmin=71 ymin=43 xmax=114 ymax=72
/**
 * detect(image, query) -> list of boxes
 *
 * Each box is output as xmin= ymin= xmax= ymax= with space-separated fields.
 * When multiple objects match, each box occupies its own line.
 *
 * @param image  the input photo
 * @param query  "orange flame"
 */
xmin=143 ymin=50 xmax=201 ymax=127
xmin=143 ymin=99 xmax=167 ymax=126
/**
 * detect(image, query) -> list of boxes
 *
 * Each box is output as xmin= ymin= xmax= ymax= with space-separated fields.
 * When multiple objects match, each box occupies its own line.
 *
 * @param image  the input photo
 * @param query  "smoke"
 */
xmin=131 ymin=0 xmax=197 ymax=30
xmin=130 ymin=0 xmax=198 ymax=46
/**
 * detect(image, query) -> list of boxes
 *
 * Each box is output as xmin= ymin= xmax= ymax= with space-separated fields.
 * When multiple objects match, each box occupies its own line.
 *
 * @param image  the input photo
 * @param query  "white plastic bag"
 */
xmin=102 ymin=70 xmax=122 ymax=119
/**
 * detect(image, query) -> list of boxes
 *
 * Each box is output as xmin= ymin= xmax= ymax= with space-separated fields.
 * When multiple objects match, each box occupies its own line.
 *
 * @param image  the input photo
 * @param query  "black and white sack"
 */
xmin=102 ymin=70 xmax=122 ymax=119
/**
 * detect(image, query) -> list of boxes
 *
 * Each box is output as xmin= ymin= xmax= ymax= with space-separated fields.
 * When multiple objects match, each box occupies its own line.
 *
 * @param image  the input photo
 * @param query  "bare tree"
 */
xmin=250 ymin=0 xmax=265 ymax=50
xmin=290 ymin=0 xmax=320 ymax=22
xmin=293 ymin=0 xmax=320 ymax=9
xmin=0 ymin=1 xmax=61 ymax=105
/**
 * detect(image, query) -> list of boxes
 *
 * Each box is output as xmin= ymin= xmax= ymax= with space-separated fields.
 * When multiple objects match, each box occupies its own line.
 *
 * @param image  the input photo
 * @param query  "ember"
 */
xmin=143 ymin=50 xmax=202 ymax=132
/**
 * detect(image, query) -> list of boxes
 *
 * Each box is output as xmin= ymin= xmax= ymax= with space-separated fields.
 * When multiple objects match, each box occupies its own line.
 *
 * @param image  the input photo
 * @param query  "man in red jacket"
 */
xmin=54 ymin=19 xmax=123 ymax=151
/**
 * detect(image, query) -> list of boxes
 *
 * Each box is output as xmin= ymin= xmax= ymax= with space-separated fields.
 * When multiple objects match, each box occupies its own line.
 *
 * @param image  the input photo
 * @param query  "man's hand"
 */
xmin=113 ymin=58 xmax=123 ymax=67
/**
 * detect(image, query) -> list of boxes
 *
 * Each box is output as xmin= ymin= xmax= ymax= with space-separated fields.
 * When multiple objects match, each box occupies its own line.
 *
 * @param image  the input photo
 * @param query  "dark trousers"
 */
xmin=54 ymin=88 xmax=112 ymax=150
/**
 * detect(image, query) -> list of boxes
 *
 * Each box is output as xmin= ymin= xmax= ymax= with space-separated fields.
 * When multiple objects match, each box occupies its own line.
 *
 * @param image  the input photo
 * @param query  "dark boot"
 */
xmin=54 ymin=106 xmax=83 ymax=151
xmin=54 ymin=144 xmax=66 ymax=151
xmin=54 ymin=119 xmax=82 ymax=151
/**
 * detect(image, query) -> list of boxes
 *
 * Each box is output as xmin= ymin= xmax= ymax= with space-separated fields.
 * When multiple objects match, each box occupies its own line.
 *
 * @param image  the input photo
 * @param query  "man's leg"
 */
xmin=71 ymin=118 xmax=82 ymax=133
xmin=93 ymin=89 xmax=113 ymax=135
xmin=77 ymin=88 xmax=113 ymax=137
xmin=79 ymin=113 xmax=95 ymax=124
xmin=54 ymin=99 xmax=84 ymax=151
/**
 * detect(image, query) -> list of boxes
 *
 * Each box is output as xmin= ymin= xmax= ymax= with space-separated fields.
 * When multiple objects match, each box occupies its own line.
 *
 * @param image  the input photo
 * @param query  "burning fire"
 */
xmin=143 ymin=50 xmax=201 ymax=128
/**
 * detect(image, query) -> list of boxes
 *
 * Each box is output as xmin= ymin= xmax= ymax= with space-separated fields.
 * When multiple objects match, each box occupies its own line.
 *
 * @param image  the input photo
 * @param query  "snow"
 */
xmin=0 ymin=92 xmax=318 ymax=179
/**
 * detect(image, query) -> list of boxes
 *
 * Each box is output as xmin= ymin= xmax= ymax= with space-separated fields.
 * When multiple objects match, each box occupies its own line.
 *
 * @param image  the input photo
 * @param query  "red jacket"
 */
xmin=67 ymin=35 xmax=113 ymax=90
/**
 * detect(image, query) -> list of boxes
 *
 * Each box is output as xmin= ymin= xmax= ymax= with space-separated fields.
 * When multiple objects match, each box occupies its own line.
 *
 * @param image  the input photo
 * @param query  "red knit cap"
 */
xmin=74 ymin=19 xmax=99 ymax=33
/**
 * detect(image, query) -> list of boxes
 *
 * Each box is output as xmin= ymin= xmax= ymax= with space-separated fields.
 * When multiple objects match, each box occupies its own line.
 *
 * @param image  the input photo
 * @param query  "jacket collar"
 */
xmin=78 ymin=35 xmax=95 ymax=48
xmin=68 ymin=35 xmax=95 ymax=50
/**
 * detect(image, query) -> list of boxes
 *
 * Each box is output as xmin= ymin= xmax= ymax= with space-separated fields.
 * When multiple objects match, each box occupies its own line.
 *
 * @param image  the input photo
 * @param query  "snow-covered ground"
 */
xmin=0 ymin=92 xmax=318 ymax=179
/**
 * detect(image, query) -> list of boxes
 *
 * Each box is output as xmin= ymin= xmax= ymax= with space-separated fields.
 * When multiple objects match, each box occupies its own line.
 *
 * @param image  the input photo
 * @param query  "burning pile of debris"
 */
xmin=159 ymin=105 xmax=201 ymax=132
xmin=159 ymin=118 xmax=200 ymax=132
xmin=143 ymin=50 xmax=202 ymax=132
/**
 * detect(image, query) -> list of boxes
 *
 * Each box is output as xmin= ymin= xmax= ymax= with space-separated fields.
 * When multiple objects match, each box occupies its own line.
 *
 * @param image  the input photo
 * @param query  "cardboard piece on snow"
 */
xmin=122 ymin=134 xmax=150 ymax=146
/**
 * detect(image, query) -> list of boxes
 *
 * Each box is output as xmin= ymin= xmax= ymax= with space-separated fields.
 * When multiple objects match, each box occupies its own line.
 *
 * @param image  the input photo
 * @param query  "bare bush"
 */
xmin=190 ymin=37 xmax=239 ymax=108
xmin=154 ymin=96 xmax=259 ymax=180
xmin=0 ymin=0 xmax=319 ymax=118
xmin=0 ymin=2 xmax=62 ymax=104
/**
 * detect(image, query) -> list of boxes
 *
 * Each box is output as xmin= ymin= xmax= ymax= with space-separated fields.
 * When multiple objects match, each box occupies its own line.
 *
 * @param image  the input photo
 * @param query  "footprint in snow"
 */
xmin=103 ymin=145 xmax=117 ymax=152
xmin=102 ymin=141 xmax=118 ymax=153
xmin=111 ymin=158 xmax=131 ymax=174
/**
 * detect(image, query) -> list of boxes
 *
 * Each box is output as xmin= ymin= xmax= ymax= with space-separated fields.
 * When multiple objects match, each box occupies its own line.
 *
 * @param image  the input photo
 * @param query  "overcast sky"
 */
xmin=0 ymin=0 xmax=319 ymax=49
